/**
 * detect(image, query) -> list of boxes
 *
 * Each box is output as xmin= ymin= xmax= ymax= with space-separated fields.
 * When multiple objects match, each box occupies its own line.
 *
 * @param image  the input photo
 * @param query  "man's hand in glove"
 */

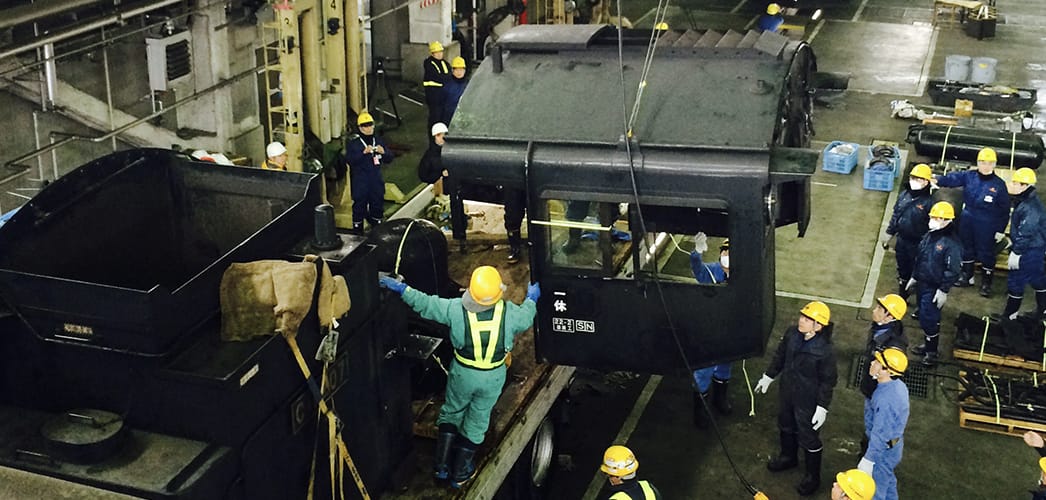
xmin=811 ymin=405 xmax=828 ymax=430
xmin=1009 ymin=252 xmax=1021 ymax=270
xmin=526 ymin=282 xmax=541 ymax=303
xmin=754 ymin=374 xmax=774 ymax=394
xmin=906 ymin=278 xmax=917 ymax=291
xmin=933 ymin=289 xmax=948 ymax=308
xmin=693 ymin=232 xmax=709 ymax=254
xmin=995 ymin=232 xmax=1006 ymax=243
xmin=379 ymin=275 xmax=406 ymax=295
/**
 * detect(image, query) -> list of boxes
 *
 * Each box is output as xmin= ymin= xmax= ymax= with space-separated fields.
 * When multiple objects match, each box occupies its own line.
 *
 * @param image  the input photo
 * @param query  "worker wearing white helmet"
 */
xmin=262 ymin=141 xmax=287 ymax=171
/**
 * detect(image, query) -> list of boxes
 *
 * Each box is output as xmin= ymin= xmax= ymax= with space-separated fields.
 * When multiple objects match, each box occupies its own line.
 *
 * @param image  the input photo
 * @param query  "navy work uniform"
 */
xmin=345 ymin=128 xmax=393 ymax=230
xmin=1004 ymin=182 xmax=1046 ymax=319
xmin=423 ymin=46 xmax=450 ymax=130
xmin=886 ymin=183 xmax=932 ymax=298
xmin=689 ymin=242 xmax=732 ymax=420
xmin=935 ymin=169 xmax=1009 ymax=293
xmin=911 ymin=222 xmax=962 ymax=361
xmin=766 ymin=324 xmax=838 ymax=455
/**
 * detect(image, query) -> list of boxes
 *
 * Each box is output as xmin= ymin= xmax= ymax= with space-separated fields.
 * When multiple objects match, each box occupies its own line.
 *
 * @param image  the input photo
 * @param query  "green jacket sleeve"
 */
xmin=502 ymin=298 xmax=538 ymax=351
xmin=401 ymin=287 xmax=458 ymax=326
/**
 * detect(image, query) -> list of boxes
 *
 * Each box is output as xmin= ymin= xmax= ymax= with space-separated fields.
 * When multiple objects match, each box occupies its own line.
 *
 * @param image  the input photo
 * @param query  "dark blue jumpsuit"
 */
xmin=935 ymin=170 xmax=1009 ymax=272
xmin=765 ymin=325 xmax=838 ymax=452
xmin=690 ymin=254 xmax=730 ymax=392
xmin=757 ymin=13 xmax=783 ymax=31
xmin=886 ymin=186 xmax=932 ymax=290
xmin=912 ymin=224 xmax=962 ymax=354
xmin=1005 ymin=187 xmax=1046 ymax=315
xmin=345 ymin=133 xmax=393 ymax=226
xmin=423 ymin=56 xmax=450 ymax=129
xmin=442 ymin=74 xmax=467 ymax=125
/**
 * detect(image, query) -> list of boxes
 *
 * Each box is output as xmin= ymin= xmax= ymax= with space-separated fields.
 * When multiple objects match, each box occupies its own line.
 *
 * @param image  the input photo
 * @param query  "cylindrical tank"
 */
xmin=970 ymin=57 xmax=998 ymax=84
xmin=944 ymin=54 xmax=971 ymax=81
xmin=367 ymin=218 xmax=462 ymax=297
xmin=906 ymin=124 xmax=1045 ymax=168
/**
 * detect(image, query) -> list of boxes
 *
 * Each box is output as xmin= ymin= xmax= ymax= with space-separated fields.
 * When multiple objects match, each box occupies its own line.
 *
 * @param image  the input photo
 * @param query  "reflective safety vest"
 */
xmin=609 ymin=480 xmax=657 ymax=500
xmin=455 ymin=301 xmax=507 ymax=370
xmin=423 ymin=59 xmax=450 ymax=87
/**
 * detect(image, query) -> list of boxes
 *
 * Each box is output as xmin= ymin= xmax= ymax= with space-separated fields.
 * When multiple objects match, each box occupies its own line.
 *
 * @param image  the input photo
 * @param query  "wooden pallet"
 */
xmin=959 ymin=406 xmax=1046 ymax=436
xmin=953 ymin=348 xmax=1046 ymax=372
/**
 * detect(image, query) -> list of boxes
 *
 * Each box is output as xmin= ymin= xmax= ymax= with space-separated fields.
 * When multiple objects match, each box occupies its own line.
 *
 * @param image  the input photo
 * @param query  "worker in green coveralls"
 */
xmin=379 ymin=266 xmax=540 ymax=488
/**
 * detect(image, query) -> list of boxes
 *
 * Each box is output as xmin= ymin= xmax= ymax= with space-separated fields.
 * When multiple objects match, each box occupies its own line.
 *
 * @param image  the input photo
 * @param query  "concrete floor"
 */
xmin=536 ymin=1 xmax=1046 ymax=499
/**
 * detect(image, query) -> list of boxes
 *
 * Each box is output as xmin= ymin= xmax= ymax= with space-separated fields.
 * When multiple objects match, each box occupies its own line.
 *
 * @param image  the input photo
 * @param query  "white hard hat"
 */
xmin=266 ymin=142 xmax=287 ymax=158
xmin=431 ymin=122 xmax=448 ymax=136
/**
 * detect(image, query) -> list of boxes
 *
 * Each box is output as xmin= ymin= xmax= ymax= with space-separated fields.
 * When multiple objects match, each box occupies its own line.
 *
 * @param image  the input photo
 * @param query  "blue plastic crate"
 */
xmin=822 ymin=141 xmax=860 ymax=174
xmin=864 ymin=157 xmax=896 ymax=192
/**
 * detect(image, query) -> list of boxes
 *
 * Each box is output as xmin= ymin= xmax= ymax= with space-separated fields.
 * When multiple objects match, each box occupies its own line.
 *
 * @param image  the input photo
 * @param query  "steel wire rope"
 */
xmin=611 ymin=3 xmax=766 ymax=498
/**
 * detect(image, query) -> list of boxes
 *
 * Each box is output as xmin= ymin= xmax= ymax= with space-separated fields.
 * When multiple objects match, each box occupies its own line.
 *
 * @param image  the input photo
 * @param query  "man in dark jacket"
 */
xmin=442 ymin=56 xmax=468 ymax=125
xmin=1003 ymin=168 xmax=1046 ymax=319
xmin=755 ymin=301 xmax=838 ymax=496
xmin=906 ymin=201 xmax=962 ymax=366
xmin=600 ymin=445 xmax=662 ymax=500
xmin=345 ymin=112 xmax=393 ymax=234
xmin=932 ymin=147 xmax=1010 ymax=297
xmin=859 ymin=295 xmax=908 ymax=400
xmin=883 ymin=163 xmax=933 ymax=300
xmin=423 ymin=41 xmax=450 ymax=131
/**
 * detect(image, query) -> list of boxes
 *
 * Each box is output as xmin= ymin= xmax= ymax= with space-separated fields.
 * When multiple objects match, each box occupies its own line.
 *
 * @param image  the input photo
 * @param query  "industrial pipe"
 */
xmin=300 ymin=6 xmax=326 ymax=143
xmin=0 ymin=0 xmax=106 ymax=31
xmin=906 ymin=124 xmax=1045 ymax=168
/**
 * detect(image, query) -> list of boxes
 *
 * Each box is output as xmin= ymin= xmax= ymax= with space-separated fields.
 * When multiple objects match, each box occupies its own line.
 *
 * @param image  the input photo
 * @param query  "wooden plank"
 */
xmin=959 ymin=406 xmax=1046 ymax=437
xmin=953 ymin=348 xmax=1046 ymax=372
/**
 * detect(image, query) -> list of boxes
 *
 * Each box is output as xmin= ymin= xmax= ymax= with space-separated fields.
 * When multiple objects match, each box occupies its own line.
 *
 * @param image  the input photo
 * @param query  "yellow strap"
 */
xmin=393 ymin=220 xmax=416 ymax=277
xmin=422 ymin=81 xmax=443 ymax=87
xmin=985 ymin=369 xmax=1001 ymax=424
xmin=456 ymin=301 xmax=507 ymax=369
xmin=1041 ymin=320 xmax=1046 ymax=372
xmin=939 ymin=125 xmax=952 ymax=165
xmin=1035 ymin=372 xmax=1039 ymax=388
xmin=639 ymin=480 xmax=656 ymax=499
xmin=285 ymin=336 xmax=371 ymax=499
xmin=742 ymin=359 xmax=756 ymax=417
xmin=328 ymin=404 xmax=338 ymax=499
xmin=1010 ymin=132 xmax=1017 ymax=171
xmin=978 ymin=315 xmax=990 ymax=361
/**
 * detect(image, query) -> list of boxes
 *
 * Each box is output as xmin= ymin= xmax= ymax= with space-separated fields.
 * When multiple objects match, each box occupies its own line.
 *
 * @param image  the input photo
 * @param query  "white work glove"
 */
xmin=754 ymin=374 xmax=774 ymax=394
xmin=933 ymin=289 xmax=948 ymax=309
xmin=811 ymin=405 xmax=828 ymax=431
xmin=858 ymin=457 xmax=875 ymax=475
xmin=879 ymin=231 xmax=892 ymax=250
xmin=995 ymin=232 xmax=1006 ymax=243
xmin=1009 ymin=252 xmax=1021 ymax=270
xmin=693 ymin=232 xmax=709 ymax=253
xmin=905 ymin=278 xmax=917 ymax=291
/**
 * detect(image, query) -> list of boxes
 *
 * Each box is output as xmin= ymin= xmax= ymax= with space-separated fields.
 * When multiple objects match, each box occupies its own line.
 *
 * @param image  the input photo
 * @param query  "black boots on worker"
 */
xmin=711 ymin=378 xmax=732 ymax=416
xmin=911 ymin=335 xmax=940 ymax=365
xmin=507 ymin=230 xmax=523 ymax=264
xmin=433 ymin=425 xmax=456 ymax=480
xmin=450 ymin=440 xmax=478 ymax=489
xmin=979 ymin=268 xmax=994 ymax=298
xmin=767 ymin=432 xmax=799 ymax=472
xmin=796 ymin=449 xmax=823 ymax=496
xmin=1004 ymin=294 xmax=1023 ymax=320
xmin=955 ymin=262 xmax=975 ymax=288
xmin=897 ymin=277 xmax=910 ymax=301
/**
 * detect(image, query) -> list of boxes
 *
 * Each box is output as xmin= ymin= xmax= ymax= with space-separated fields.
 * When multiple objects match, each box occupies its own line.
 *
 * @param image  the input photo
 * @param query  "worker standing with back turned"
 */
xmin=378 ymin=267 xmax=539 ymax=489
xmin=755 ymin=301 xmax=838 ymax=496
xmin=423 ymin=41 xmax=450 ymax=132
xmin=932 ymin=147 xmax=1009 ymax=298
xmin=1002 ymin=168 xmax=1046 ymax=319
xmin=599 ymin=445 xmax=662 ymax=500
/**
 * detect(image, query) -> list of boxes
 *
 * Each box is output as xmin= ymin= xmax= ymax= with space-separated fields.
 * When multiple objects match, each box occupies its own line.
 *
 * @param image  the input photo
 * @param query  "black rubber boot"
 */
xmin=897 ymin=277 xmax=910 ymax=301
xmin=979 ymin=268 xmax=994 ymax=298
xmin=1003 ymin=295 xmax=1023 ymax=320
xmin=351 ymin=222 xmax=364 ymax=235
xmin=562 ymin=228 xmax=582 ymax=254
xmin=767 ymin=432 xmax=799 ymax=472
xmin=911 ymin=343 xmax=926 ymax=356
xmin=1035 ymin=290 xmax=1046 ymax=318
xmin=692 ymin=391 xmax=709 ymax=428
xmin=795 ymin=449 xmax=822 ymax=496
xmin=507 ymin=230 xmax=522 ymax=264
xmin=433 ymin=427 xmax=456 ymax=480
xmin=955 ymin=262 xmax=974 ymax=287
xmin=712 ymin=378 xmax=732 ymax=416
xmin=922 ymin=335 xmax=940 ymax=366
xmin=450 ymin=441 xmax=478 ymax=489
xmin=456 ymin=239 xmax=468 ymax=254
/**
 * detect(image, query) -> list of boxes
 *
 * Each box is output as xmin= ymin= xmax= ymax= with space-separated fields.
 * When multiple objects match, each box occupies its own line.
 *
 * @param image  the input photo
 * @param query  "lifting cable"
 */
xmin=611 ymin=4 xmax=767 ymax=498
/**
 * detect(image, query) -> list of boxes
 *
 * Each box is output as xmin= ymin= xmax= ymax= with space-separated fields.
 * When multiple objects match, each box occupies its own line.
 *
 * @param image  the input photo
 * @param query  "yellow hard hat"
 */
xmin=977 ymin=147 xmax=997 ymax=163
xmin=877 ymin=294 xmax=907 ymax=320
xmin=1039 ymin=456 xmax=1046 ymax=475
xmin=766 ymin=3 xmax=781 ymax=15
xmin=909 ymin=163 xmax=933 ymax=181
xmin=800 ymin=301 xmax=830 ymax=326
xmin=1013 ymin=167 xmax=1037 ymax=185
xmin=874 ymin=347 xmax=908 ymax=376
xmin=469 ymin=266 xmax=504 ymax=305
xmin=451 ymin=56 xmax=466 ymax=69
xmin=655 ymin=22 xmax=670 ymax=31
xmin=357 ymin=112 xmax=374 ymax=126
xmin=600 ymin=445 xmax=638 ymax=478
xmin=429 ymin=41 xmax=444 ymax=53
xmin=929 ymin=201 xmax=955 ymax=220
xmin=836 ymin=469 xmax=876 ymax=500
